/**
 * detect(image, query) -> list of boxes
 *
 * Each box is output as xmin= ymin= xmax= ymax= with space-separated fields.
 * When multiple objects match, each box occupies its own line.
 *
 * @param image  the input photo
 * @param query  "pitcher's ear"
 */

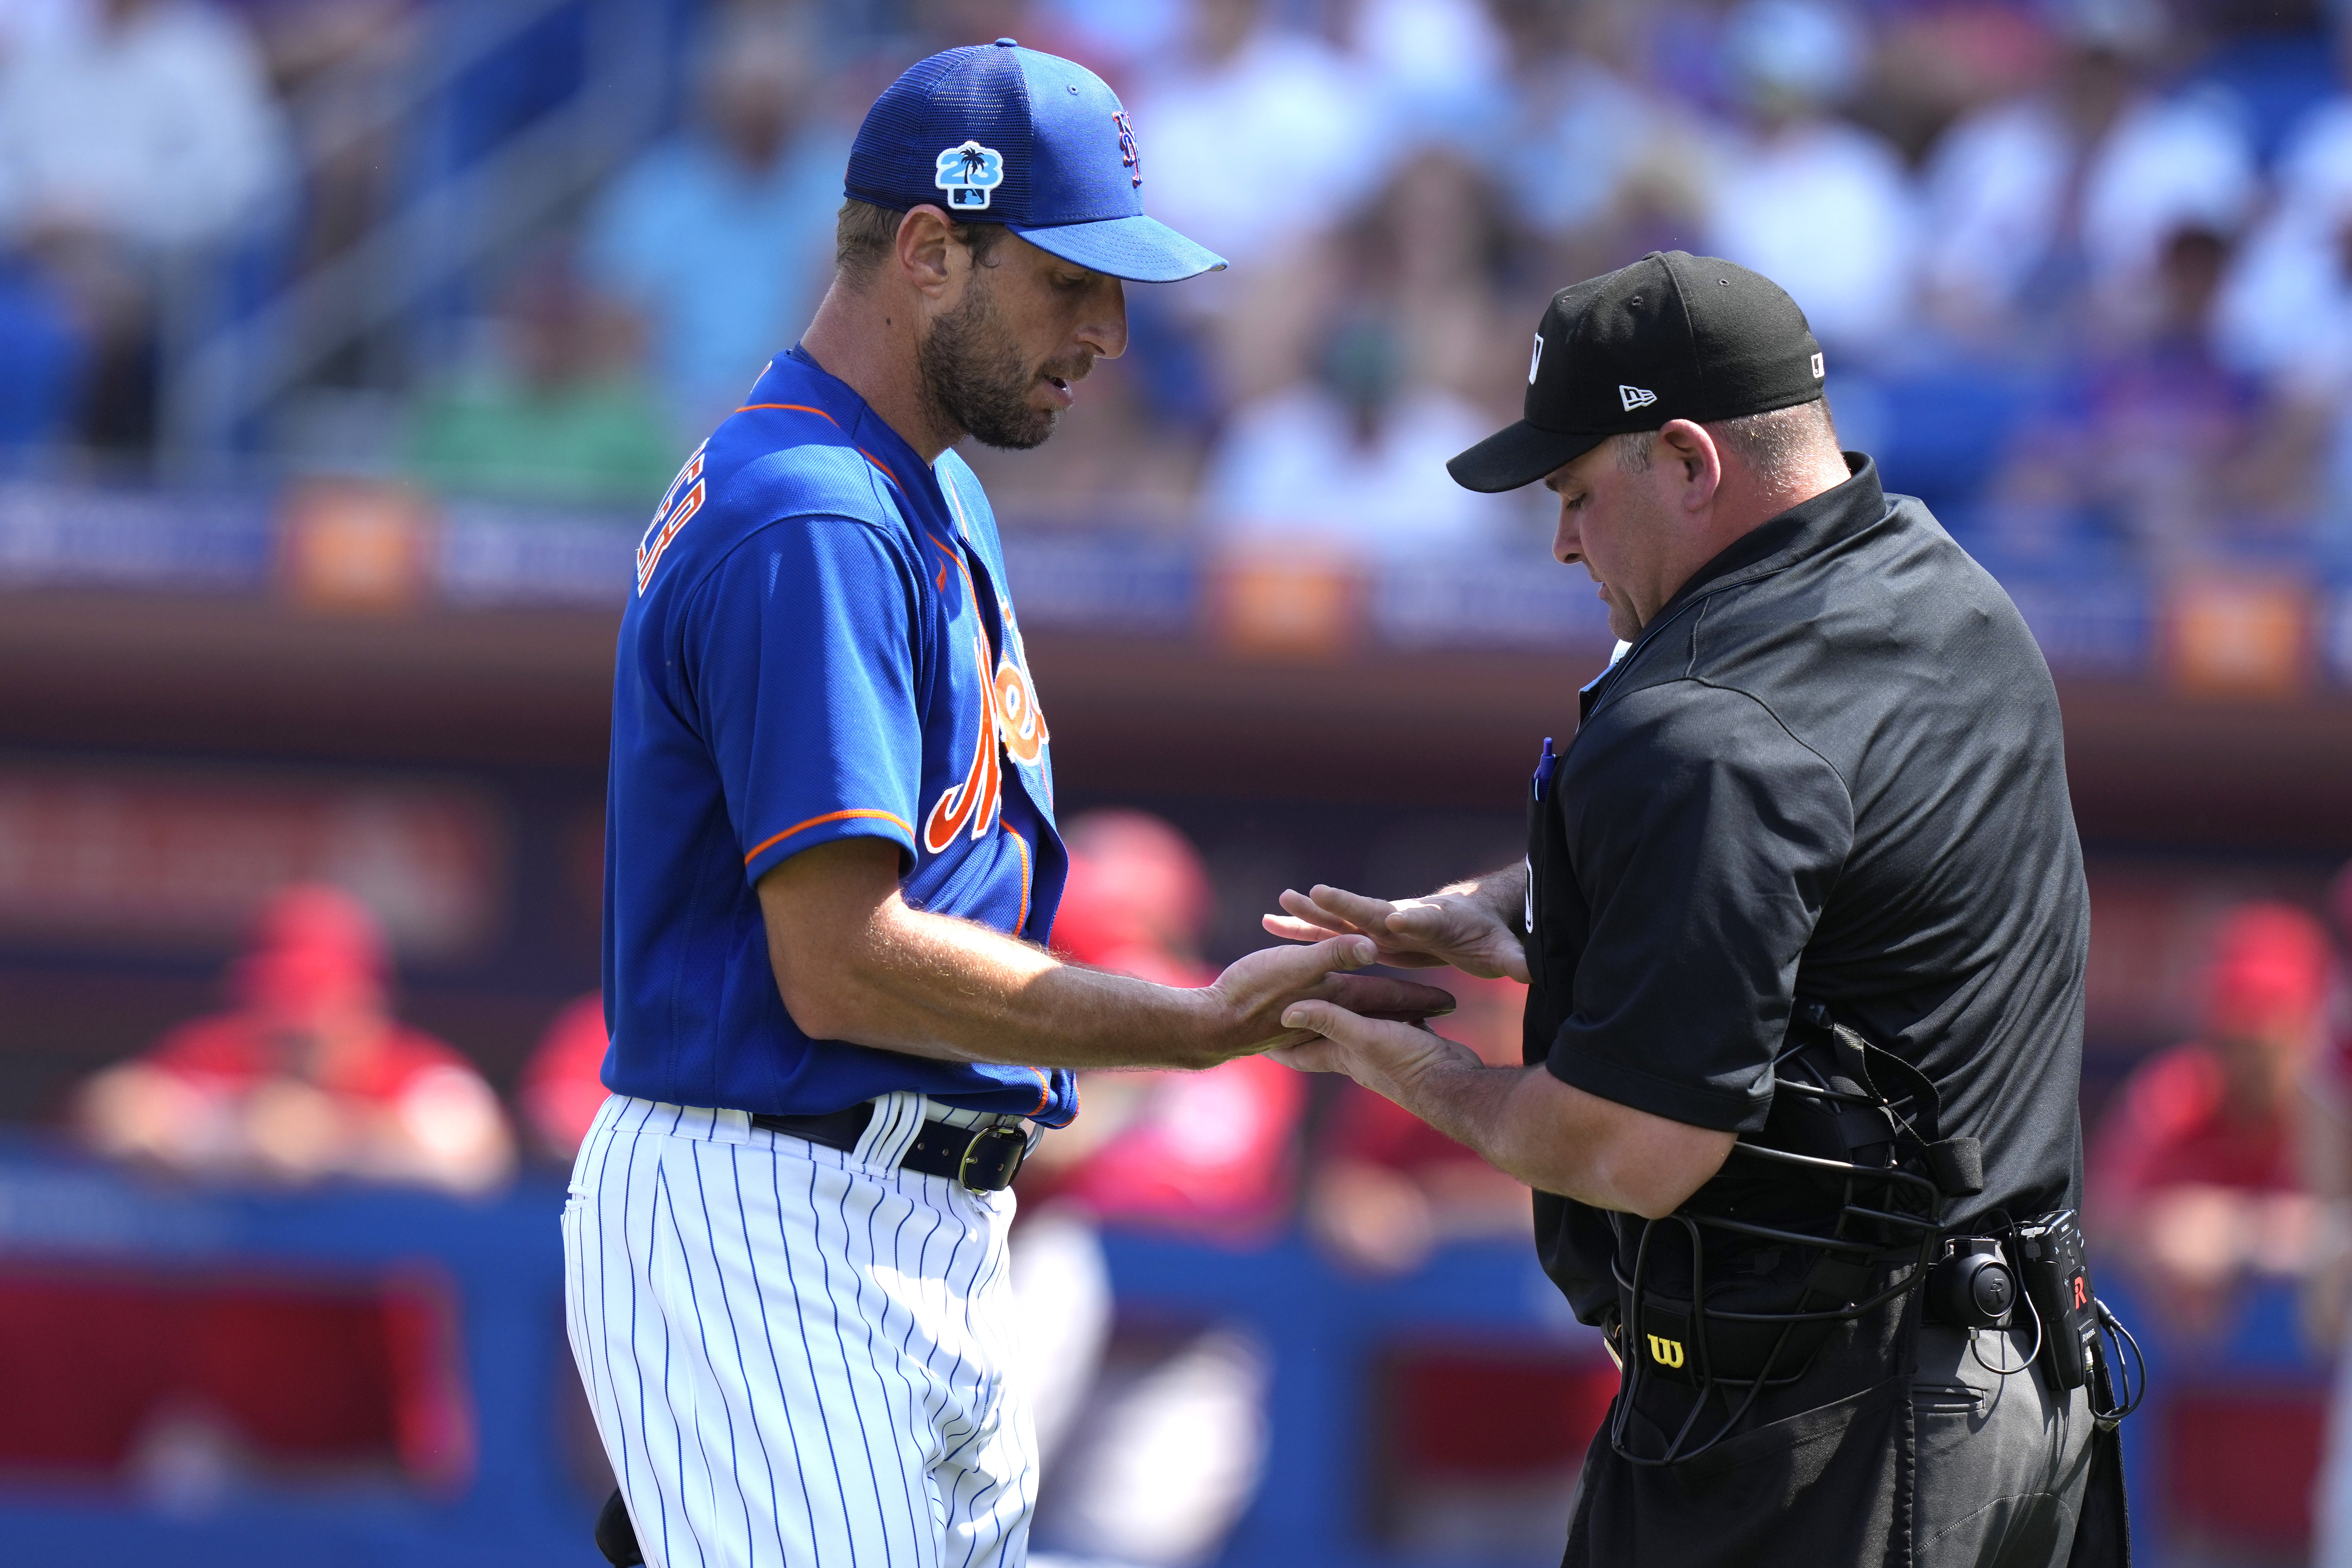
xmin=894 ymin=204 xmax=959 ymax=296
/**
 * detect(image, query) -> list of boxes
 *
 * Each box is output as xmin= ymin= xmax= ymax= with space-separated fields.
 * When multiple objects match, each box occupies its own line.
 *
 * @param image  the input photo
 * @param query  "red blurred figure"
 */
xmin=1307 ymin=972 xmax=1533 ymax=1275
xmin=1049 ymin=807 xmax=1215 ymax=986
xmin=517 ymin=993 xmax=610 ymax=1162
xmin=1027 ymin=809 xmax=1303 ymax=1235
xmin=1014 ymin=809 xmax=1294 ymax=1568
xmin=76 ymin=884 xmax=514 ymax=1194
xmin=2090 ymin=901 xmax=2337 ymax=1331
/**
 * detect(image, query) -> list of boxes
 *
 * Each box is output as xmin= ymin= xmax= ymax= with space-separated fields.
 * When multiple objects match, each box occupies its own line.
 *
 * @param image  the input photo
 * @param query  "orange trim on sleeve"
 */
xmin=733 ymin=403 xmax=903 ymax=491
xmin=736 ymin=402 xmax=840 ymax=425
xmin=1027 ymin=1066 xmax=1051 ymax=1117
xmin=742 ymin=809 xmax=914 ymax=866
xmin=1010 ymin=830 xmax=1032 ymax=937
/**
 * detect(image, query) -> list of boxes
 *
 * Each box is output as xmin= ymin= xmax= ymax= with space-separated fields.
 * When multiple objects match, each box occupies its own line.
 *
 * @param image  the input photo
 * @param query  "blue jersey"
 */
xmin=601 ymin=347 xmax=1073 ymax=1123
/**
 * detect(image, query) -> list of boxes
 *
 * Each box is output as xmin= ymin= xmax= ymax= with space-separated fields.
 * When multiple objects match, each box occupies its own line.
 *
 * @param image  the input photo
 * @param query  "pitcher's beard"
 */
xmin=917 ymin=278 xmax=1065 ymax=451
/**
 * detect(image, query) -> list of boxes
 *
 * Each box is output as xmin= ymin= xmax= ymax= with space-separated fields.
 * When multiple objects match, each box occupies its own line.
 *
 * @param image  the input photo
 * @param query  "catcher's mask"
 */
xmin=1608 ymin=1000 xmax=1985 ymax=1466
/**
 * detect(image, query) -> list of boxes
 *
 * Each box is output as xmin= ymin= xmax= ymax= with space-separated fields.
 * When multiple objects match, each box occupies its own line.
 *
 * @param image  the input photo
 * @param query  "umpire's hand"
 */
xmin=1266 ymin=1000 xmax=1480 ymax=1094
xmin=1263 ymin=883 xmax=1531 ymax=983
xmin=1206 ymin=936 xmax=1457 ymax=1058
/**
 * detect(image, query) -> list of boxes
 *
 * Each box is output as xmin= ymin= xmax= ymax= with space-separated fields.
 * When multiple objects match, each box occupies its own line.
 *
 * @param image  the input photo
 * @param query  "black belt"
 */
xmin=750 ymin=1102 xmax=1030 ymax=1192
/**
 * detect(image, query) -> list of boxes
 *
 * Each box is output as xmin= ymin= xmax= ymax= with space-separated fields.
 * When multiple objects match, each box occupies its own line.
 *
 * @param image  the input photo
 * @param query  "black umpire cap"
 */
xmin=1447 ymin=251 xmax=1827 ymax=493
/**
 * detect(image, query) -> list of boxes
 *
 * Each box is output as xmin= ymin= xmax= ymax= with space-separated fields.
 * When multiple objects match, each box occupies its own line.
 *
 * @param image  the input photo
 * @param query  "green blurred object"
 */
xmin=406 ymin=372 xmax=682 ymax=510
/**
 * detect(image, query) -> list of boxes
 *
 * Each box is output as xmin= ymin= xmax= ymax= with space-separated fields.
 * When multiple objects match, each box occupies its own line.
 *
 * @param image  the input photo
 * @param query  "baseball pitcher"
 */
xmin=565 ymin=40 xmax=1453 ymax=1568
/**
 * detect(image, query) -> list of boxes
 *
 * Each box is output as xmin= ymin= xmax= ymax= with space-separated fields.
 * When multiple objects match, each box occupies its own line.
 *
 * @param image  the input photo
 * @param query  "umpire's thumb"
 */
xmin=1280 ymin=999 xmax=1360 ymax=1039
xmin=1269 ymin=1000 xmax=1361 ymax=1074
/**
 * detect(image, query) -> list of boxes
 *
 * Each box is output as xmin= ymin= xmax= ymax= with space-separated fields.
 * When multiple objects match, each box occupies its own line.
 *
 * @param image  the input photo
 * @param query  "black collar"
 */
xmin=1576 ymin=453 xmax=1885 ymax=724
xmin=1649 ymin=452 xmax=1884 ymax=625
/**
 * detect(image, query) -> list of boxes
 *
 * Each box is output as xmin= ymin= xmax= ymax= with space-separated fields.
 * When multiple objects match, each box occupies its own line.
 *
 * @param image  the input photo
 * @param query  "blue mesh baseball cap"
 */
xmin=845 ymin=38 xmax=1227 ymax=285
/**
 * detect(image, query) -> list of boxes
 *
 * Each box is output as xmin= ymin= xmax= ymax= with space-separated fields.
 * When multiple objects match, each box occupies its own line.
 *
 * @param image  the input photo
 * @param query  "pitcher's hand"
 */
xmin=1263 ymin=883 xmax=1530 ymax=983
xmin=1202 ymin=936 xmax=1457 ymax=1059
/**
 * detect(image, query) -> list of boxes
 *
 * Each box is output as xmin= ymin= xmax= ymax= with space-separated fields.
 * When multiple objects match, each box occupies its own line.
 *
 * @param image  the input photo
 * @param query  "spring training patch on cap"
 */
xmin=935 ymin=141 xmax=1005 ymax=209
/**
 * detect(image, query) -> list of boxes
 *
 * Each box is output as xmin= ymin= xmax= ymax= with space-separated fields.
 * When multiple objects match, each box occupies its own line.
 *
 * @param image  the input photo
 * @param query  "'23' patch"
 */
xmin=934 ymin=142 xmax=1004 ymax=211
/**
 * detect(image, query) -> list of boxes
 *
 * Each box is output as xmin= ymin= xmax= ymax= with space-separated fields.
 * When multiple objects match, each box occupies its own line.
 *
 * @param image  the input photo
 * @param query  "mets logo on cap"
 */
xmin=935 ymin=141 xmax=1004 ymax=209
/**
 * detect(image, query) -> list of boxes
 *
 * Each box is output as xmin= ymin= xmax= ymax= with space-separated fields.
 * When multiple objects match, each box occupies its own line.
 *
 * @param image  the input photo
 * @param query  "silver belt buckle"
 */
xmin=957 ymin=1124 xmax=1029 ymax=1191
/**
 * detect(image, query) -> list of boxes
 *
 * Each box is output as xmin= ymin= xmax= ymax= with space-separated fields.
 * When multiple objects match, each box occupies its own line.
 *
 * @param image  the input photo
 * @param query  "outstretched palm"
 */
xmin=1263 ymin=882 xmax=1530 ymax=984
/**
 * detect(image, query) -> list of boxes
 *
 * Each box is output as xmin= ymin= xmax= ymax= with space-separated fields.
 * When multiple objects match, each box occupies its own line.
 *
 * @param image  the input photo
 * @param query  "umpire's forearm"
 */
xmin=1442 ymin=860 xmax=1528 ymax=933
xmin=1294 ymin=1022 xmax=1735 ymax=1220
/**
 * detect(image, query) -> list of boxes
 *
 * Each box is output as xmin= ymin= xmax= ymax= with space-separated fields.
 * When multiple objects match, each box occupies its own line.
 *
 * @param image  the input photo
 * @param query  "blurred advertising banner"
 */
xmin=277 ymin=480 xmax=438 ymax=617
xmin=0 ymin=764 xmax=504 ymax=958
xmin=2162 ymin=573 xmax=2316 ymax=702
xmin=8 ymin=480 xmax=2352 ymax=693
xmin=1209 ymin=549 xmax=1367 ymax=660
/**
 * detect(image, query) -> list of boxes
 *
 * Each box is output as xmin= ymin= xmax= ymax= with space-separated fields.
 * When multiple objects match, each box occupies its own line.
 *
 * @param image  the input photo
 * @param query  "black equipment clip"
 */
xmin=1928 ymin=1237 xmax=2017 ymax=1329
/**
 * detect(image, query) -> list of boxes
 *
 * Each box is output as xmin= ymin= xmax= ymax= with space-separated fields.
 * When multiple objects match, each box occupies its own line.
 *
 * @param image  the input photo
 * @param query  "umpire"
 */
xmin=1269 ymin=252 xmax=2128 ymax=1566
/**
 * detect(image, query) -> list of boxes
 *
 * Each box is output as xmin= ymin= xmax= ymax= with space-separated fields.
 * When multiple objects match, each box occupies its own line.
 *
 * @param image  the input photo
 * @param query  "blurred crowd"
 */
xmin=0 ymin=0 xmax=2345 ymax=579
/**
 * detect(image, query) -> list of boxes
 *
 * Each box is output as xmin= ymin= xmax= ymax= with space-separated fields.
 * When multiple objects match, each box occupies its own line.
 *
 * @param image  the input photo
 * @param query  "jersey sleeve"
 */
xmin=682 ymin=515 xmax=926 ymax=886
xmin=1548 ymin=681 xmax=1854 ymax=1132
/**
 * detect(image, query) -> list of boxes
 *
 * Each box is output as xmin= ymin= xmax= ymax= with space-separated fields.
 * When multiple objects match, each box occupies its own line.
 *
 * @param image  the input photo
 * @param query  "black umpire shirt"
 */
xmin=1523 ymin=453 xmax=2088 ymax=1326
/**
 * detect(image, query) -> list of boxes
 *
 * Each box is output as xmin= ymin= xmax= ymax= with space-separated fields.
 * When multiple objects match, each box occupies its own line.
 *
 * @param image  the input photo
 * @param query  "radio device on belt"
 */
xmin=1608 ymin=1002 xmax=2144 ymax=1464
xmin=2011 ymin=1209 xmax=2141 ymax=1424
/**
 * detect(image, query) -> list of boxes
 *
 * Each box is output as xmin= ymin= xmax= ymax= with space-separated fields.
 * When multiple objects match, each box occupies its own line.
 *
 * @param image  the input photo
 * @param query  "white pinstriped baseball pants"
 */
xmin=563 ymin=1094 xmax=1038 ymax=1568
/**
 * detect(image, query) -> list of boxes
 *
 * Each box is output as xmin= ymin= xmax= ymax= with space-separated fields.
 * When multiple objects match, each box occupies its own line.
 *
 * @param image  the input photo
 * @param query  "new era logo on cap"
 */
xmin=1619 ymin=385 xmax=1657 ymax=411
